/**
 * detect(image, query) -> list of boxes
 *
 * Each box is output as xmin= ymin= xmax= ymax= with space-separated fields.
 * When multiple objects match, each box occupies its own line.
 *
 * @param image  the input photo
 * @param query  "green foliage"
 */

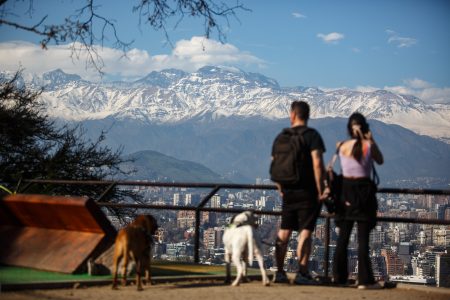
xmin=0 ymin=71 xmax=140 ymax=221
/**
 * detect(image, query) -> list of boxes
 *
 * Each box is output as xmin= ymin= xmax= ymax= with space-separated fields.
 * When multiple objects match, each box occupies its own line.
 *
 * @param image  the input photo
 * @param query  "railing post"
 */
xmin=194 ymin=208 xmax=201 ymax=263
xmin=194 ymin=185 xmax=221 ymax=263
xmin=17 ymin=182 xmax=34 ymax=193
xmin=96 ymin=182 xmax=117 ymax=202
xmin=324 ymin=216 xmax=331 ymax=281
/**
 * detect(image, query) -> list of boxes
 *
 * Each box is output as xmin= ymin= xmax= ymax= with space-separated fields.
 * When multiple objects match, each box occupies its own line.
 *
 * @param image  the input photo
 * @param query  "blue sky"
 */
xmin=0 ymin=0 xmax=449 ymax=103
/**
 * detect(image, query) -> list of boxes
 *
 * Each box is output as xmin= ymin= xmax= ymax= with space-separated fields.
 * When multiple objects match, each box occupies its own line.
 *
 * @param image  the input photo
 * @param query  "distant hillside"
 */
xmin=121 ymin=150 xmax=228 ymax=183
xmin=87 ymin=117 xmax=450 ymax=188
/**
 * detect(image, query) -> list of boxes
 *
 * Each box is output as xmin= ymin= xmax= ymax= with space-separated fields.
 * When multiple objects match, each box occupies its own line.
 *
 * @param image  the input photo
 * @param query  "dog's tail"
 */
xmin=246 ymin=227 xmax=254 ymax=265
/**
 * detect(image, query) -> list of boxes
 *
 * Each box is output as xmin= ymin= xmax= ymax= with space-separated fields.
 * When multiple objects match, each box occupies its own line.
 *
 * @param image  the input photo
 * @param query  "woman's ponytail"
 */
xmin=352 ymin=130 xmax=363 ymax=161
xmin=347 ymin=113 xmax=369 ymax=162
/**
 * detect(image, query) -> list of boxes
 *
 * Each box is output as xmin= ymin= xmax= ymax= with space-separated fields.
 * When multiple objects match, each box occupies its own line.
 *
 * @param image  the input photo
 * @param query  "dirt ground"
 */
xmin=1 ymin=280 xmax=449 ymax=300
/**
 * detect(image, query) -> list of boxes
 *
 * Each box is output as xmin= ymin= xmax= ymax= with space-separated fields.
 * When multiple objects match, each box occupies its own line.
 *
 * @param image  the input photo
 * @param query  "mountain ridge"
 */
xmin=121 ymin=150 xmax=228 ymax=183
xmin=1 ymin=67 xmax=449 ymax=187
xmin=2 ymin=67 xmax=449 ymax=141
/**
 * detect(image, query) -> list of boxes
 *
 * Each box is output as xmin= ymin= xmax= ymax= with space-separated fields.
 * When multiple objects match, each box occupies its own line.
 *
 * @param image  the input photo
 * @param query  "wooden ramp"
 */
xmin=0 ymin=194 xmax=116 ymax=274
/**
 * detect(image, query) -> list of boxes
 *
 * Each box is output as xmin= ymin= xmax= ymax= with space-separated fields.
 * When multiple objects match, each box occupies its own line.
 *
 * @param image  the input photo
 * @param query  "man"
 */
xmin=272 ymin=100 xmax=328 ymax=284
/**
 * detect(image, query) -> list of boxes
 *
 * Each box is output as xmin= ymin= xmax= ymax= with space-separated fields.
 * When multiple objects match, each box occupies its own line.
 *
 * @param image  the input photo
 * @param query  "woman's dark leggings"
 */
xmin=333 ymin=220 xmax=375 ymax=285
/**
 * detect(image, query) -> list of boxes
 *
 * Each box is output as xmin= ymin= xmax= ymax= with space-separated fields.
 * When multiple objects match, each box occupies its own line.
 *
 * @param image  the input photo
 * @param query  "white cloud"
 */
xmin=0 ymin=37 xmax=265 ymax=81
xmin=416 ymin=87 xmax=450 ymax=104
xmin=353 ymin=79 xmax=450 ymax=104
xmin=292 ymin=12 xmax=306 ymax=18
xmin=386 ymin=29 xmax=417 ymax=48
xmin=403 ymin=78 xmax=433 ymax=89
xmin=383 ymin=79 xmax=450 ymax=104
xmin=355 ymin=85 xmax=379 ymax=93
xmin=317 ymin=32 xmax=345 ymax=44
xmin=351 ymin=47 xmax=361 ymax=53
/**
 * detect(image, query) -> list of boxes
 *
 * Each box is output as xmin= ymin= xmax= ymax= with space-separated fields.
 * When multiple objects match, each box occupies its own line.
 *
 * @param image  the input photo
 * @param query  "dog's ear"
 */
xmin=145 ymin=215 xmax=158 ymax=235
xmin=248 ymin=212 xmax=258 ymax=227
xmin=151 ymin=216 xmax=158 ymax=234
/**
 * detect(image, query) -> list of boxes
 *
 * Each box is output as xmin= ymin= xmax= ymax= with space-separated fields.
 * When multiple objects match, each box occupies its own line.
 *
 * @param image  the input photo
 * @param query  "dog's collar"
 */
xmin=228 ymin=221 xmax=254 ymax=228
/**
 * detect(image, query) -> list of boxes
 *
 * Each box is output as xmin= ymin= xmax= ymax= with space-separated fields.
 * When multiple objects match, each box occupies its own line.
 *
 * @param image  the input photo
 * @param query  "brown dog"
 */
xmin=112 ymin=214 xmax=158 ymax=291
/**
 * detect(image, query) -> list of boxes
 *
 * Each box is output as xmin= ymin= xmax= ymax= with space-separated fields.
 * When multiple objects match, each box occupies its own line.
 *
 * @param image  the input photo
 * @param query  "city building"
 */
xmin=185 ymin=193 xmax=200 ymax=206
xmin=436 ymin=253 xmax=450 ymax=287
xmin=370 ymin=226 xmax=386 ymax=245
xmin=173 ymin=193 xmax=180 ymax=206
xmin=165 ymin=242 xmax=194 ymax=260
xmin=381 ymin=249 xmax=404 ymax=275
xmin=433 ymin=227 xmax=450 ymax=247
xmin=203 ymin=227 xmax=216 ymax=250
xmin=398 ymin=242 xmax=413 ymax=274
xmin=177 ymin=210 xmax=196 ymax=228
xmin=211 ymin=194 xmax=221 ymax=208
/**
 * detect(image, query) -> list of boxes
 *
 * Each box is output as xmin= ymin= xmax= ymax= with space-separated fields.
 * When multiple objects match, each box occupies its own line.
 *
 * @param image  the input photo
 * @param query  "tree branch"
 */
xmin=0 ymin=0 xmax=250 ymax=73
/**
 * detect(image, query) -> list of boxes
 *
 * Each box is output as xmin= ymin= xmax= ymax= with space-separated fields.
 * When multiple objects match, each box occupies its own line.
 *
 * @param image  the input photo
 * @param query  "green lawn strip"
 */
xmin=0 ymin=266 xmax=109 ymax=283
xmin=0 ymin=262 xmax=262 ymax=284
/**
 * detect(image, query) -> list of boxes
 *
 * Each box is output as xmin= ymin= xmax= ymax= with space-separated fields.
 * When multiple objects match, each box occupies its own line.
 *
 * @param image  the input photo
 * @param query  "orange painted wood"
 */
xmin=0 ymin=194 xmax=116 ymax=273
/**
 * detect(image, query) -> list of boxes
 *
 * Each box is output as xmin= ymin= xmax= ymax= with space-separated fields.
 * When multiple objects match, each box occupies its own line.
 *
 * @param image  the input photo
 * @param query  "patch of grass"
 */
xmin=0 ymin=261 xmax=262 ymax=284
xmin=0 ymin=265 xmax=110 ymax=283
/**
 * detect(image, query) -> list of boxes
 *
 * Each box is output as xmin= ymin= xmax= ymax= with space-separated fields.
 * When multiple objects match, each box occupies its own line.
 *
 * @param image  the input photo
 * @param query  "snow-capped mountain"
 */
xmin=2 ymin=67 xmax=449 ymax=187
xmin=2 ymin=66 xmax=450 ymax=141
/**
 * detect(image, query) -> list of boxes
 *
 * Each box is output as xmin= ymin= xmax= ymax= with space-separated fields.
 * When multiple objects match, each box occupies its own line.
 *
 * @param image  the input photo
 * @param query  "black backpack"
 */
xmin=270 ymin=127 xmax=308 ymax=185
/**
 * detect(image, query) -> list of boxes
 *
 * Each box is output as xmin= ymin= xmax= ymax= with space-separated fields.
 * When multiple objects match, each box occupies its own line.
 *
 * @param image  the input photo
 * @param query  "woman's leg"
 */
xmin=333 ymin=220 xmax=353 ymax=284
xmin=357 ymin=221 xmax=375 ymax=285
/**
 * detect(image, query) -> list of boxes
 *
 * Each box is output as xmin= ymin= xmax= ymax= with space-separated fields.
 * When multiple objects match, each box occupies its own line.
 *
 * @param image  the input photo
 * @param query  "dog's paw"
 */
xmin=231 ymin=280 xmax=240 ymax=287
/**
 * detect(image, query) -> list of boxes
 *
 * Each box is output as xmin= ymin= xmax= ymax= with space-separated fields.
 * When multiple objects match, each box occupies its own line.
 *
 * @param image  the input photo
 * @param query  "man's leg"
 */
xmin=273 ymin=228 xmax=291 ymax=283
xmin=297 ymin=228 xmax=312 ymax=274
xmin=275 ymin=229 xmax=292 ymax=272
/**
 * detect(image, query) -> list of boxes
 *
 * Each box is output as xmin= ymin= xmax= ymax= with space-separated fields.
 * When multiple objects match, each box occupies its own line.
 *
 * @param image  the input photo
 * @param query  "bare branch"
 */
xmin=133 ymin=0 xmax=250 ymax=44
xmin=0 ymin=0 xmax=250 ymax=73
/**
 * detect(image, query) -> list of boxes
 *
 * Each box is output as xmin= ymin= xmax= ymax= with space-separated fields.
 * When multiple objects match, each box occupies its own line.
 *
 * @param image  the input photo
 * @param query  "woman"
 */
xmin=332 ymin=112 xmax=384 ymax=289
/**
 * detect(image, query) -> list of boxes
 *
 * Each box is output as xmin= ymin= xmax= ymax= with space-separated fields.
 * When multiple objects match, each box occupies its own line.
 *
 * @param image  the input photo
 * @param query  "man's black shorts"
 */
xmin=281 ymin=189 xmax=321 ymax=231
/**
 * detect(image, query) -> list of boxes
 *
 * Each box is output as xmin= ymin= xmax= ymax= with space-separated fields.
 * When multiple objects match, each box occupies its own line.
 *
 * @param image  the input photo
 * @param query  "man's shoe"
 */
xmin=383 ymin=281 xmax=397 ymax=289
xmin=357 ymin=282 xmax=384 ymax=290
xmin=273 ymin=271 xmax=289 ymax=284
xmin=293 ymin=272 xmax=317 ymax=285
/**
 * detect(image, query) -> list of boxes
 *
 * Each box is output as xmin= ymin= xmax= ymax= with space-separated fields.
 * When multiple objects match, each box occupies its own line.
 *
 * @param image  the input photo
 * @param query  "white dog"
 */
xmin=223 ymin=211 xmax=270 ymax=286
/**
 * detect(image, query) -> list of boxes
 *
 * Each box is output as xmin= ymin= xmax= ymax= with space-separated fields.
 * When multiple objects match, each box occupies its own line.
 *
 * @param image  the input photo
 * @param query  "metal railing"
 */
xmin=19 ymin=179 xmax=450 ymax=279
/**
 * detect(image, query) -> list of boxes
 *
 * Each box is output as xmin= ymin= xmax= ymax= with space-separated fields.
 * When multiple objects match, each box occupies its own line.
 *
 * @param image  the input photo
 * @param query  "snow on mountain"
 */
xmin=3 ymin=67 xmax=450 ymax=141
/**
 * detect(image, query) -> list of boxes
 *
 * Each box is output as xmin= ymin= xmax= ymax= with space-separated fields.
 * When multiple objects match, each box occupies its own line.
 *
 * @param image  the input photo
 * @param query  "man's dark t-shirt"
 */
xmin=281 ymin=125 xmax=326 ymax=199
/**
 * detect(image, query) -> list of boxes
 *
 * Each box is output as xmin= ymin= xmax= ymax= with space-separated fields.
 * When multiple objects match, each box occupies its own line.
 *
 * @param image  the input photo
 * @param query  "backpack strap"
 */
xmin=283 ymin=126 xmax=309 ymax=136
xmin=283 ymin=126 xmax=309 ymax=148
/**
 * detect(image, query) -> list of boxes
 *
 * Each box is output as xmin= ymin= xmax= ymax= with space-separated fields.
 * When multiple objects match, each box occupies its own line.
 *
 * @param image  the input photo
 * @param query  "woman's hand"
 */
xmin=275 ymin=182 xmax=284 ymax=197
xmin=364 ymin=130 xmax=374 ymax=141
xmin=352 ymin=124 xmax=363 ymax=139
xmin=319 ymin=187 xmax=331 ymax=202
